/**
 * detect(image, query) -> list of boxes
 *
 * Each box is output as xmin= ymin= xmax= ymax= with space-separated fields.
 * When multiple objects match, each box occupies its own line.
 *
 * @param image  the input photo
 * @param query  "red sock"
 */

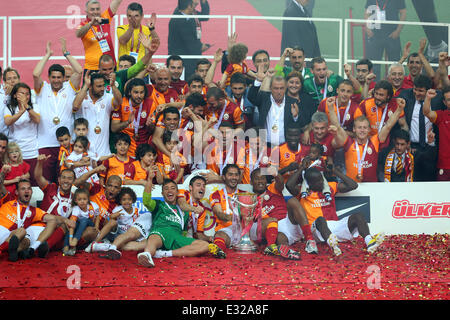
xmin=214 ymin=237 xmax=227 ymax=251
xmin=47 ymin=227 xmax=65 ymax=250
xmin=265 ymin=221 xmax=278 ymax=246
xmin=301 ymin=224 xmax=314 ymax=241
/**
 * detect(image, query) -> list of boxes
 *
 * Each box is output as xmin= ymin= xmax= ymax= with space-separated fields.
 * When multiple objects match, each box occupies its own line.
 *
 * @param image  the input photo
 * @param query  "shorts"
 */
xmin=311 ymin=216 xmax=360 ymax=242
xmin=0 ymin=225 xmax=11 ymax=246
xmin=214 ymin=224 xmax=234 ymax=247
xmin=249 ymin=217 xmax=304 ymax=245
xmin=149 ymin=227 xmax=195 ymax=250
xmin=26 ymin=225 xmax=45 ymax=245
xmin=130 ymin=213 xmax=152 ymax=241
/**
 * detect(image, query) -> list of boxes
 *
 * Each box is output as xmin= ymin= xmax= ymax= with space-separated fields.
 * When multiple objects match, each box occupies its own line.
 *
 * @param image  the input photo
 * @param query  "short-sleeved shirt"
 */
xmin=89 ymin=184 xmax=118 ymax=225
xmin=224 ymin=62 xmax=249 ymax=87
xmin=112 ymin=97 xmax=152 ymax=157
xmin=4 ymin=107 xmax=39 ymax=159
xmin=303 ymin=131 xmax=336 ymax=158
xmin=112 ymin=205 xmax=139 ymax=234
xmin=156 ymin=152 xmax=187 ymax=182
xmin=303 ymin=74 xmax=344 ymax=103
xmin=236 ymin=141 xmax=271 ymax=184
xmin=70 ymin=202 xmax=99 ymax=221
xmin=101 ymin=155 xmax=134 ymax=181
xmin=205 ymin=100 xmax=244 ymax=128
xmin=365 ymin=0 xmax=406 ymax=36
xmin=39 ymin=183 xmax=72 ymax=218
xmin=209 ymin=188 xmax=245 ymax=231
xmin=75 ymin=91 xmax=115 ymax=158
xmin=126 ymin=160 xmax=148 ymax=181
xmin=300 ymin=182 xmax=339 ymax=225
xmin=274 ymin=65 xmax=313 ymax=81
xmin=116 ymin=24 xmax=151 ymax=67
xmin=4 ymin=162 xmax=30 ymax=195
xmin=0 ymin=200 xmax=47 ymax=231
xmin=258 ymin=182 xmax=287 ymax=221
xmin=177 ymin=189 xmax=209 ymax=232
xmin=145 ymin=85 xmax=180 ymax=124
xmin=270 ymin=142 xmax=305 ymax=182
xmin=317 ymin=97 xmax=361 ymax=132
xmin=432 ymin=110 xmax=450 ymax=169
xmin=344 ymin=135 xmax=380 ymax=182
xmin=35 ymin=81 xmax=78 ymax=149
xmin=77 ymin=8 xmax=116 ymax=70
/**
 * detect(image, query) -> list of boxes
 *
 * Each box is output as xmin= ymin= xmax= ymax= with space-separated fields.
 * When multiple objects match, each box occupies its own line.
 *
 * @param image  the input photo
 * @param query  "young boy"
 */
xmin=56 ymin=126 xmax=73 ymax=172
xmin=100 ymin=132 xmax=134 ymax=185
xmin=384 ymin=130 xmax=414 ymax=182
xmin=124 ymin=143 xmax=158 ymax=186
xmin=74 ymin=118 xmax=89 ymax=137
xmin=156 ymin=131 xmax=187 ymax=184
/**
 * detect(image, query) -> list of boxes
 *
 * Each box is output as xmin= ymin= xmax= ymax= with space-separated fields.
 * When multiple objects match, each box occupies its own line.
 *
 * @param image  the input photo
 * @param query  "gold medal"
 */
xmin=53 ymin=117 xmax=60 ymax=125
xmin=272 ymin=124 xmax=278 ymax=132
xmin=94 ymin=126 xmax=102 ymax=134
xmin=356 ymin=174 xmax=363 ymax=182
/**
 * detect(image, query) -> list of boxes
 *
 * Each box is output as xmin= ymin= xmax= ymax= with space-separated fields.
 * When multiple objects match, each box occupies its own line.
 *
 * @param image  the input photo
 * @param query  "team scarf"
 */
xmin=384 ymin=149 xmax=414 ymax=182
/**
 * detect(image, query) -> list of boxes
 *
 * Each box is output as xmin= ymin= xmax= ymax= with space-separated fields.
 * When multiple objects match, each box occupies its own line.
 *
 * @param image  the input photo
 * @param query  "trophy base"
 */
xmin=233 ymin=243 xmax=258 ymax=254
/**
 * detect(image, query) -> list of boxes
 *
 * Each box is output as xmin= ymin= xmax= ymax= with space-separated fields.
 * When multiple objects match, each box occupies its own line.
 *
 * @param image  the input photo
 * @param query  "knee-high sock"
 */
xmin=265 ymin=221 xmax=278 ymax=246
xmin=213 ymin=237 xmax=227 ymax=251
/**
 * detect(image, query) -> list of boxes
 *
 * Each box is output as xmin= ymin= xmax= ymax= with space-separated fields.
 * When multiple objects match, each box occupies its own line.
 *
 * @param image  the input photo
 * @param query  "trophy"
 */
xmin=230 ymin=192 xmax=259 ymax=253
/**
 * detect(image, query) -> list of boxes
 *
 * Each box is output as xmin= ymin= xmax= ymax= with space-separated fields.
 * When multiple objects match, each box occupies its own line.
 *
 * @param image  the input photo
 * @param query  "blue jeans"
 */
xmin=64 ymin=217 xmax=94 ymax=247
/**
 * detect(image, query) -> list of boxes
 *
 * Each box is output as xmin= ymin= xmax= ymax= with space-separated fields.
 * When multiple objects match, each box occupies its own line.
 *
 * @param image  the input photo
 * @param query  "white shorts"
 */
xmin=277 ymin=217 xmax=304 ymax=245
xmin=130 ymin=213 xmax=152 ymax=241
xmin=311 ymin=216 xmax=359 ymax=242
xmin=0 ymin=225 xmax=11 ymax=246
xmin=215 ymin=225 xmax=234 ymax=247
xmin=25 ymin=226 xmax=45 ymax=245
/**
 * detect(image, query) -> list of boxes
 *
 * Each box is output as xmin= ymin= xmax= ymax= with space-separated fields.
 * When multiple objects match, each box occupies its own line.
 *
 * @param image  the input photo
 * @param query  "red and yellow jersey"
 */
xmin=89 ymin=184 xmax=117 ymax=225
xmin=355 ymin=98 xmax=404 ymax=137
xmin=270 ymin=143 xmax=305 ymax=182
xmin=209 ymin=188 xmax=245 ymax=231
xmin=258 ymin=182 xmax=287 ymax=221
xmin=101 ymin=155 xmax=134 ymax=181
xmin=181 ymin=83 xmax=208 ymax=96
xmin=236 ymin=141 xmax=271 ymax=184
xmin=205 ymin=99 xmax=244 ymax=128
xmin=77 ymin=8 xmax=115 ymax=70
xmin=205 ymin=141 xmax=243 ymax=177
xmin=156 ymin=152 xmax=187 ymax=182
xmin=224 ymin=62 xmax=249 ymax=87
xmin=317 ymin=97 xmax=361 ymax=132
xmin=112 ymin=97 xmax=153 ymax=157
xmin=300 ymin=182 xmax=339 ymax=225
xmin=0 ymin=201 xmax=47 ymax=231
xmin=58 ymin=144 xmax=73 ymax=172
xmin=343 ymin=135 xmax=380 ymax=182
xmin=303 ymin=131 xmax=336 ymax=158
xmin=126 ymin=160 xmax=148 ymax=181
xmin=145 ymin=84 xmax=180 ymax=124
xmin=177 ymin=189 xmax=209 ymax=232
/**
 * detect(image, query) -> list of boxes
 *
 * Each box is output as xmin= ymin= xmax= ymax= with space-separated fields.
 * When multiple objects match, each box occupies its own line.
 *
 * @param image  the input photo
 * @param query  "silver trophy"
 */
xmin=230 ymin=192 xmax=259 ymax=253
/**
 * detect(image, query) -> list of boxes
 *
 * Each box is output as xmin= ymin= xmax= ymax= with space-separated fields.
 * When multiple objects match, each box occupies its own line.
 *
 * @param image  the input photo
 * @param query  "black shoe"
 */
xmin=37 ymin=242 xmax=49 ymax=258
xmin=8 ymin=235 xmax=20 ymax=262
xmin=24 ymin=248 xmax=35 ymax=259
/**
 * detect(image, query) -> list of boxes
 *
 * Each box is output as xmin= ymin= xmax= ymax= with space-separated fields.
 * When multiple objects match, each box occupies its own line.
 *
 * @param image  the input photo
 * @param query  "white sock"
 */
xmin=31 ymin=241 xmax=41 ymax=250
xmin=365 ymin=235 xmax=373 ymax=246
xmin=109 ymin=244 xmax=117 ymax=251
xmin=154 ymin=250 xmax=173 ymax=258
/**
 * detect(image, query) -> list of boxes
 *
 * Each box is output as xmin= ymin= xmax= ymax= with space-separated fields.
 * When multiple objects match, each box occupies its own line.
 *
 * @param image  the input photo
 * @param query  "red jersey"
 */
xmin=205 ymin=99 xmax=244 ymax=128
xmin=5 ymin=162 xmax=30 ymax=195
xmin=432 ymin=110 xmax=450 ymax=169
xmin=258 ymin=182 xmax=287 ymax=221
xmin=169 ymin=79 xmax=187 ymax=95
xmin=39 ymin=183 xmax=73 ymax=218
xmin=101 ymin=155 xmax=134 ymax=181
xmin=89 ymin=184 xmax=117 ymax=226
xmin=318 ymin=97 xmax=361 ymax=132
xmin=343 ymin=135 xmax=380 ymax=182
xmin=300 ymin=182 xmax=339 ymax=225
xmin=305 ymin=131 xmax=336 ymax=158
xmin=403 ymin=75 xmax=414 ymax=89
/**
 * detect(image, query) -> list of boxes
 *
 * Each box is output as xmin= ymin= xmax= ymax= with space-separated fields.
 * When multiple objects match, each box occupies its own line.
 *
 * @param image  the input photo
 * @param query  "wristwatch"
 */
xmin=26 ymin=106 xmax=32 ymax=111
xmin=63 ymin=51 xmax=71 ymax=57
xmin=149 ymin=26 xmax=155 ymax=31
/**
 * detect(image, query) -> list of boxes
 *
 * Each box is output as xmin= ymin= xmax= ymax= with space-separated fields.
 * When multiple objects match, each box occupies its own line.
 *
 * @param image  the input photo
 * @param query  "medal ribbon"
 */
xmin=355 ymin=140 xmax=369 ymax=176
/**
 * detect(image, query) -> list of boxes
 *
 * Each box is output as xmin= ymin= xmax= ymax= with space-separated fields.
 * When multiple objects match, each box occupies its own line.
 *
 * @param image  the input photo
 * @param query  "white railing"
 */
xmin=0 ymin=17 xmax=6 ymax=69
xmin=344 ymin=19 xmax=450 ymax=69
xmin=232 ymin=16 xmax=344 ymax=75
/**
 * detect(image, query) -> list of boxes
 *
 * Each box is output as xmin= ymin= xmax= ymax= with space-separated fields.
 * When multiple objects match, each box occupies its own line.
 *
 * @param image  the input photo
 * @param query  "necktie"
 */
xmin=396 ymin=155 xmax=403 ymax=174
xmin=419 ymin=101 xmax=426 ymax=147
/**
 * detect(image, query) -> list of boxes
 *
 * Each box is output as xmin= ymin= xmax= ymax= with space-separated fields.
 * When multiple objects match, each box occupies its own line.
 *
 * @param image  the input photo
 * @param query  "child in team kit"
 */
xmin=156 ymin=131 xmax=187 ymax=184
xmin=100 ymin=132 xmax=133 ymax=185
xmin=65 ymin=136 xmax=112 ymax=186
xmin=63 ymin=188 xmax=100 ymax=256
xmin=220 ymin=43 xmax=257 ymax=89
xmin=56 ymin=126 xmax=73 ymax=172
xmin=300 ymin=143 xmax=333 ymax=201
xmin=2 ymin=142 xmax=30 ymax=195
xmin=124 ymin=143 xmax=159 ymax=186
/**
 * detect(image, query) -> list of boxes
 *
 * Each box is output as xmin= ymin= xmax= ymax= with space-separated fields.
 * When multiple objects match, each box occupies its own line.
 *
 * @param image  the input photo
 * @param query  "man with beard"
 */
xmin=355 ymin=80 xmax=408 ymax=149
xmin=167 ymin=55 xmax=187 ymax=95
xmin=351 ymin=59 xmax=375 ymax=104
xmin=137 ymin=173 xmax=226 ymax=267
xmin=0 ymin=179 xmax=75 ymax=261
xmin=275 ymin=47 xmax=313 ymax=81
xmin=205 ymin=87 xmax=245 ymax=130
xmin=111 ymin=78 xmax=153 ymax=157
xmin=73 ymin=71 xmax=122 ymax=159
xmin=33 ymin=41 xmax=82 ymax=183
xmin=225 ymin=72 xmax=256 ymax=130
xmin=152 ymin=107 xmax=182 ymax=159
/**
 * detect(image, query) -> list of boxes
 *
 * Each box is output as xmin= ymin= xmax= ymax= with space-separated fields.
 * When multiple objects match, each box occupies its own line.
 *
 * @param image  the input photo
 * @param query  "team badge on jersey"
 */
xmin=367 ymin=147 xmax=372 ymax=155
xmin=223 ymin=113 xmax=229 ymax=120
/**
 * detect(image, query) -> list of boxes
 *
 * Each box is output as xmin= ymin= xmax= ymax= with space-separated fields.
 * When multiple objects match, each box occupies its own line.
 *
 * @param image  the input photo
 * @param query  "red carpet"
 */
xmin=0 ymin=234 xmax=448 ymax=300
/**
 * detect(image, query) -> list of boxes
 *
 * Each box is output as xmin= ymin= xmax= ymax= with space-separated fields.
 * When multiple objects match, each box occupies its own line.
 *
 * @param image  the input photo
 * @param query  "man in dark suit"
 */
xmin=398 ymin=74 xmax=445 ymax=180
xmin=248 ymin=70 xmax=315 ymax=148
xmin=281 ymin=0 xmax=320 ymax=62
xmin=168 ymin=0 xmax=209 ymax=80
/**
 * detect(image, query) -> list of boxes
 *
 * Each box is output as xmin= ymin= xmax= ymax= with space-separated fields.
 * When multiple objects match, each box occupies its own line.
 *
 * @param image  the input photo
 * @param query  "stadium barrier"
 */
xmin=28 ymin=170 xmax=450 ymax=237
xmin=344 ymin=19 xmax=450 ymax=70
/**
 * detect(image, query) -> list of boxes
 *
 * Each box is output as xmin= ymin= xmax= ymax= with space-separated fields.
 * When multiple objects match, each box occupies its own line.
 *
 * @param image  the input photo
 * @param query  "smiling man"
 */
xmin=137 ymin=172 xmax=226 ymax=267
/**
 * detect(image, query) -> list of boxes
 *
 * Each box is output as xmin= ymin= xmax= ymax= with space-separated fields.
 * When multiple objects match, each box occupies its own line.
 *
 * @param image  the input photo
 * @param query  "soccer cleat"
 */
xmin=8 ymin=235 xmax=20 ymax=262
xmin=137 ymin=252 xmax=155 ymax=267
xmin=305 ymin=239 xmax=318 ymax=254
xmin=37 ymin=241 xmax=49 ymax=258
xmin=208 ymin=243 xmax=226 ymax=259
xmin=66 ymin=248 xmax=76 ymax=256
xmin=327 ymin=234 xmax=342 ymax=256
xmin=20 ymin=248 xmax=35 ymax=259
xmin=99 ymin=247 xmax=122 ymax=260
xmin=367 ymin=232 xmax=385 ymax=254
xmin=278 ymin=245 xmax=301 ymax=260
xmin=263 ymin=243 xmax=279 ymax=256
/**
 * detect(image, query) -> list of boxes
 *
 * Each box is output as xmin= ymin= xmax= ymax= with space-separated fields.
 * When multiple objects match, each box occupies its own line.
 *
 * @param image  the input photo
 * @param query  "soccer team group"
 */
xmin=0 ymin=0 xmax=449 ymax=268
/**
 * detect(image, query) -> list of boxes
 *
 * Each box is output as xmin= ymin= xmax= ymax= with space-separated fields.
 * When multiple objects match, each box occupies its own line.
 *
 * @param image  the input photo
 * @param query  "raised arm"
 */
xmin=285 ymin=167 xmax=303 ymax=198
xmin=418 ymin=38 xmax=435 ymax=80
xmin=0 ymin=165 xmax=11 ymax=199
xmin=423 ymin=89 xmax=438 ymax=123
xmin=334 ymin=165 xmax=358 ymax=193
xmin=109 ymin=0 xmax=123 ymax=15
xmin=325 ymin=97 xmax=349 ymax=148
xmin=205 ymin=48 xmax=223 ymax=86
xmin=33 ymin=41 xmax=52 ymax=92
xmin=72 ymin=72 xmax=90 ymax=113
xmin=60 ymin=38 xmax=82 ymax=89
xmin=344 ymin=64 xmax=362 ymax=94
xmin=34 ymin=154 xmax=51 ymax=190
xmin=379 ymin=98 xmax=406 ymax=143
